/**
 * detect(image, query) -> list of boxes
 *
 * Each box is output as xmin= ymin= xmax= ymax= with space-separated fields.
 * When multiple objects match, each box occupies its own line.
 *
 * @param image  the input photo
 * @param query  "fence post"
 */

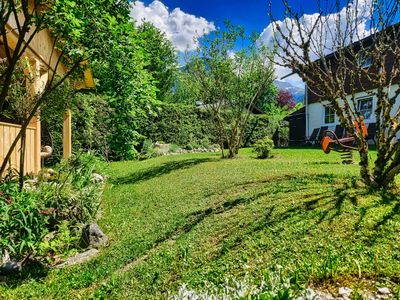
xmin=63 ymin=109 xmax=72 ymax=159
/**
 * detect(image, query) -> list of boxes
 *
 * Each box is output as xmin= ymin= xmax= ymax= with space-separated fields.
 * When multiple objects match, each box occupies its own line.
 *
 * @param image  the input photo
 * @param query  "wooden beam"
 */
xmin=63 ymin=109 xmax=72 ymax=159
xmin=30 ymin=116 xmax=41 ymax=173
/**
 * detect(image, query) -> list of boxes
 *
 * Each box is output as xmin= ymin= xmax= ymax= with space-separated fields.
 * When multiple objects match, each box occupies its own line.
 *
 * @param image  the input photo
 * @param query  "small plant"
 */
xmin=253 ymin=137 xmax=274 ymax=159
xmin=38 ymin=221 xmax=80 ymax=260
xmin=38 ymin=151 xmax=104 ymax=226
xmin=169 ymin=144 xmax=180 ymax=153
xmin=139 ymin=139 xmax=157 ymax=160
xmin=185 ymin=144 xmax=194 ymax=151
xmin=0 ymin=151 xmax=105 ymax=263
xmin=0 ymin=182 xmax=48 ymax=261
xmin=172 ymin=271 xmax=297 ymax=299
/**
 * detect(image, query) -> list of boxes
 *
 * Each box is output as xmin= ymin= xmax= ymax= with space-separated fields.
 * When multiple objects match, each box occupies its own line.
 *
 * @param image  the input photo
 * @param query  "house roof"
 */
xmin=311 ymin=22 xmax=399 ymax=66
xmin=284 ymin=106 xmax=305 ymax=120
xmin=2 ymin=8 xmax=95 ymax=90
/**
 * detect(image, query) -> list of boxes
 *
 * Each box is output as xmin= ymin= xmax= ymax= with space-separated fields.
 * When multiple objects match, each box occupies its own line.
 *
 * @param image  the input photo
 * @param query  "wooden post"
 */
xmin=63 ymin=109 xmax=72 ymax=159
xmin=30 ymin=116 xmax=41 ymax=173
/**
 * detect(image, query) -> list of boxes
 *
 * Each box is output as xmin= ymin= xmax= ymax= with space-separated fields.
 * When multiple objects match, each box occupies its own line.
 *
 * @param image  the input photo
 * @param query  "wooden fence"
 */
xmin=0 ymin=121 xmax=41 ymax=175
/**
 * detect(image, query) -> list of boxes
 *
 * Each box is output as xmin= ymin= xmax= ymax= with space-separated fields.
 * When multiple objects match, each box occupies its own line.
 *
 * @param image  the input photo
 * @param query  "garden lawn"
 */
xmin=1 ymin=148 xmax=400 ymax=299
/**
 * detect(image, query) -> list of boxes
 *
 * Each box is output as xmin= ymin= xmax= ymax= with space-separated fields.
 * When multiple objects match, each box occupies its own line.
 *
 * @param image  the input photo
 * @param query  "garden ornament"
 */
xmin=321 ymin=118 xmax=368 ymax=164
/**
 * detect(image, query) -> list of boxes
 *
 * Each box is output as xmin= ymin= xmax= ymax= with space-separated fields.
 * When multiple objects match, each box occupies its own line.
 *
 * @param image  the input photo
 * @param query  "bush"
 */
xmin=138 ymin=139 xmax=157 ymax=160
xmin=243 ymin=115 xmax=289 ymax=148
xmin=137 ymin=103 xmax=217 ymax=150
xmin=40 ymin=92 xmax=114 ymax=164
xmin=0 ymin=152 xmax=104 ymax=262
xmin=0 ymin=182 xmax=48 ymax=261
xmin=37 ymin=152 xmax=104 ymax=226
xmin=253 ymin=137 xmax=274 ymax=159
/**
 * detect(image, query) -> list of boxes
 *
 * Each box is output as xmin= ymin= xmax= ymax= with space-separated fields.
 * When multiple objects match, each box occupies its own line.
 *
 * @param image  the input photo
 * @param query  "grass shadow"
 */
xmin=0 ymin=260 xmax=49 ymax=288
xmin=111 ymin=157 xmax=217 ymax=185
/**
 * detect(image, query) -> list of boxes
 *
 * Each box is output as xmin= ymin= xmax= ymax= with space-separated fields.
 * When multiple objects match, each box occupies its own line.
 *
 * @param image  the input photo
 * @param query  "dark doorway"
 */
xmin=284 ymin=107 xmax=306 ymax=146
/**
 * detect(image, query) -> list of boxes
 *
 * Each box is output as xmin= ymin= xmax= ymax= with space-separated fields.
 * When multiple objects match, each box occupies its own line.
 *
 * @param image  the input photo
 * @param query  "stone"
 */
xmin=363 ymin=291 xmax=377 ymax=300
xmin=338 ymin=287 xmax=352 ymax=298
xmin=1 ymin=250 xmax=10 ymax=264
xmin=80 ymin=223 xmax=109 ymax=249
xmin=0 ymin=261 xmax=21 ymax=275
xmin=56 ymin=249 xmax=99 ymax=268
xmin=154 ymin=143 xmax=170 ymax=155
xmin=92 ymin=173 xmax=104 ymax=183
xmin=23 ymin=179 xmax=38 ymax=191
xmin=46 ymin=168 xmax=56 ymax=176
xmin=377 ymin=287 xmax=390 ymax=295
xmin=296 ymin=288 xmax=335 ymax=300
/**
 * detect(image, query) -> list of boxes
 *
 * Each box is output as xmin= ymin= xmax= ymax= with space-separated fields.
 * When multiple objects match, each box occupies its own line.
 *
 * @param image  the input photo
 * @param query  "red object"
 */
xmin=321 ymin=119 xmax=368 ymax=154
xmin=354 ymin=119 xmax=368 ymax=138
xmin=322 ymin=136 xmax=332 ymax=154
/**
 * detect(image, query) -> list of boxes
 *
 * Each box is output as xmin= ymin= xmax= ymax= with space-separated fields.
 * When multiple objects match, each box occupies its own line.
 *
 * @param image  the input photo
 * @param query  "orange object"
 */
xmin=322 ymin=136 xmax=332 ymax=154
xmin=354 ymin=119 xmax=368 ymax=138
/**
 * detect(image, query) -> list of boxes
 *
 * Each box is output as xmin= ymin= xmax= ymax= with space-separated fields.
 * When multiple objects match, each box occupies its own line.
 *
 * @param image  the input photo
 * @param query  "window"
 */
xmin=358 ymin=97 xmax=373 ymax=120
xmin=358 ymin=53 xmax=373 ymax=69
xmin=324 ymin=106 xmax=335 ymax=124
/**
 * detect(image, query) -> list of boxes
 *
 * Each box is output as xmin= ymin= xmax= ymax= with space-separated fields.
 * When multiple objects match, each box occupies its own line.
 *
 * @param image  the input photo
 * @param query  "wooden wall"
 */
xmin=0 ymin=121 xmax=40 ymax=175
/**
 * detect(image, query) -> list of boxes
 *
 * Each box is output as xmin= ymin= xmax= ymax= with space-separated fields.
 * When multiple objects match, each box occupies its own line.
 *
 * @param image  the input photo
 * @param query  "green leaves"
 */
xmin=186 ymin=22 xmax=276 ymax=157
xmin=44 ymin=0 xmax=131 ymax=65
xmin=0 ymin=182 xmax=48 ymax=260
xmin=136 ymin=22 xmax=178 ymax=101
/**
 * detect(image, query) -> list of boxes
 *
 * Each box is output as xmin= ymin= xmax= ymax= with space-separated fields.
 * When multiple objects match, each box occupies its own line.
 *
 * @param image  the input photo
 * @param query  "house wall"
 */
xmin=306 ymin=85 xmax=400 ymax=138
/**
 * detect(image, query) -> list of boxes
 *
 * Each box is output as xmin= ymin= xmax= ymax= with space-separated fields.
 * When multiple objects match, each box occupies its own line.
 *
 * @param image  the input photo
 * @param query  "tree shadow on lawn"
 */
xmin=106 ymin=175 xmax=400 ymax=291
xmin=111 ymin=157 xmax=217 ymax=185
xmin=156 ymin=174 xmax=341 ymax=253
xmin=194 ymin=177 xmax=400 ymax=258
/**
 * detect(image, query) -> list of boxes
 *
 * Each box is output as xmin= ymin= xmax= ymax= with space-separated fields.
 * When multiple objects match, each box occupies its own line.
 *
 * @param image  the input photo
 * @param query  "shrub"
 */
xmin=0 ymin=151 xmax=104 ymax=262
xmin=243 ymin=115 xmax=289 ymax=148
xmin=37 ymin=152 xmax=104 ymax=226
xmin=253 ymin=137 xmax=274 ymax=159
xmin=169 ymin=144 xmax=180 ymax=153
xmin=40 ymin=92 xmax=114 ymax=164
xmin=137 ymin=103 xmax=217 ymax=150
xmin=0 ymin=182 xmax=48 ymax=261
xmin=138 ymin=139 xmax=157 ymax=160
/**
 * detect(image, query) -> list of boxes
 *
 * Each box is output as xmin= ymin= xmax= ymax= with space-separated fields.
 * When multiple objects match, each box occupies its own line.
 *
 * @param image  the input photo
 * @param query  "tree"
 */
xmin=137 ymin=22 xmax=178 ymax=101
xmin=187 ymin=22 xmax=276 ymax=158
xmin=92 ymin=22 xmax=157 ymax=160
xmin=165 ymin=69 xmax=201 ymax=105
xmin=276 ymin=90 xmax=296 ymax=110
xmin=255 ymin=83 xmax=278 ymax=112
xmin=0 ymin=0 xmax=132 ymax=176
xmin=269 ymin=0 xmax=400 ymax=188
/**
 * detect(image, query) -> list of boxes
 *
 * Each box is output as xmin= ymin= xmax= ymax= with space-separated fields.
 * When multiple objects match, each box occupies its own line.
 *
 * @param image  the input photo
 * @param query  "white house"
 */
xmin=305 ymin=84 xmax=400 ymax=140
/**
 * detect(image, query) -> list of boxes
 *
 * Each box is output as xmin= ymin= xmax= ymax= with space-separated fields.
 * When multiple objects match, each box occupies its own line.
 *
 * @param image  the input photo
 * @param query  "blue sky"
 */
xmin=141 ymin=1 xmax=311 ymax=34
xmin=138 ymin=1 xmax=349 ymax=35
xmin=131 ymin=0 xmax=375 ymax=86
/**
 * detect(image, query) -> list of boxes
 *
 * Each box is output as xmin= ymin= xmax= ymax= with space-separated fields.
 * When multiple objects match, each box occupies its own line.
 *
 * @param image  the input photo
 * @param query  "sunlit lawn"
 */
xmin=1 ymin=148 xmax=399 ymax=299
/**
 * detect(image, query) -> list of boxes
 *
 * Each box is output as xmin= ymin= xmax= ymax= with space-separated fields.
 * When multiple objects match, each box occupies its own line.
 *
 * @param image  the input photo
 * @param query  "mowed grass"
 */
xmin=1 ymin=148 xmax=400 ymax=299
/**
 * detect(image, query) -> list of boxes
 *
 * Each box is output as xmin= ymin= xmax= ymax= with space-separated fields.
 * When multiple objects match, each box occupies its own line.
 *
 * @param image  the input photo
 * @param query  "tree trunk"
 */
xmin=358 ymin=144 xmax=374 ymax=187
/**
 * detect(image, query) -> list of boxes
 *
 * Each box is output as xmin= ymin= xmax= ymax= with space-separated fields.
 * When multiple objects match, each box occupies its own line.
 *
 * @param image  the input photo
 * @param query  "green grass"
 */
xmin=1 ymin=148 xmax=400 ymax=299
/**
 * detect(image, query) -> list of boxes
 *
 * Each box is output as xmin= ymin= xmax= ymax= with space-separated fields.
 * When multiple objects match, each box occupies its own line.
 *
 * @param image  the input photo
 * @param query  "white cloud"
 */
xmin=131 ymin=1 xmax=215 ymax=52
xmin=259 ymin=0 xmax=373 ymax=87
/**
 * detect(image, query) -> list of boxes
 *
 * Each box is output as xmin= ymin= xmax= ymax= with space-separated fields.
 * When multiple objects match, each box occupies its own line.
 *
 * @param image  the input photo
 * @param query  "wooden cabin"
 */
xmin=0 ymin=4 xmax=95 ymax=175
